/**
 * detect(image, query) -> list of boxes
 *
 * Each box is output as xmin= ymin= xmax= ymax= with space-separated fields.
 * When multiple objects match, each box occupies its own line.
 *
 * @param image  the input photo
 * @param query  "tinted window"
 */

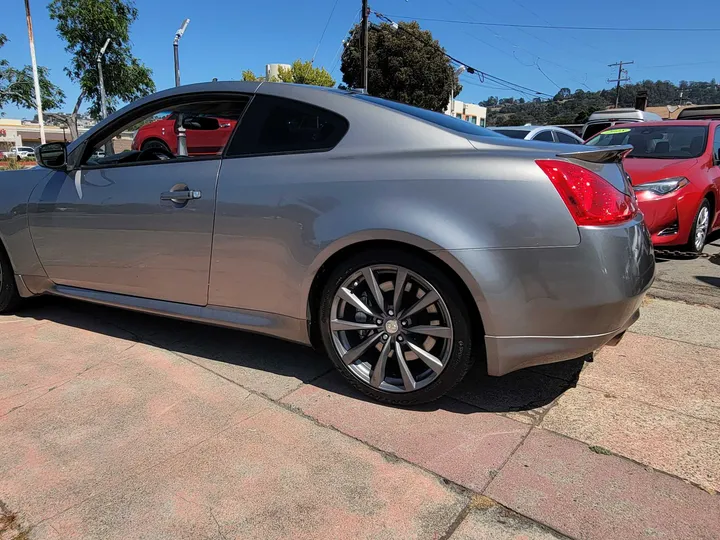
xmin=556 ymin=132 xmax=580 ymax=144
xmin=227 ymin=95 xmax=349 ymax=157
xmin=533 ymin=130 xmax=554 ymax=142
xmin=587 ymin=125 xmax=708 ymax=159
xmin=494 ymin=129 xmax=530 ymax=139
xmin=583 ymin=122 xmax=612 ymax=140
xmin=715 ymin=127 xmax=720 ymax=161
xmin=354 ymin=94 xmax=500 ymax=137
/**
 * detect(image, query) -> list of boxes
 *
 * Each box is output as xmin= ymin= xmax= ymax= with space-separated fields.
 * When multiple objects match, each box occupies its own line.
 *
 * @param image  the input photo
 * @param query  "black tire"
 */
xmin=141 ymin=139 xmax=171 ymax=153
xmin=0 ymin=245 xmax=21 ymax=313
xmin=318 ymin=249 xmax=476 ymax=405
xmin=681 ymin=199 xmax=711 ymax=256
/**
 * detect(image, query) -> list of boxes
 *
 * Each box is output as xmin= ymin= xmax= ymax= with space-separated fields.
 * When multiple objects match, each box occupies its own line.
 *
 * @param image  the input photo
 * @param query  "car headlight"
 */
xmin=633 ymin=177 xmax=689 ymax=195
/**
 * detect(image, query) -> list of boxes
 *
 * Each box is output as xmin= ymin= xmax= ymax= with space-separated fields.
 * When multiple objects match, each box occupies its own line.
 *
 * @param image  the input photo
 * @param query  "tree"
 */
xmin=48 ymin=0 xmax=155 ymax=139
xmin=0 ymin=34 xmax=65 ymax=112
xmin=340 ymin=21 xmax=460 ymax=112
xmin=276 ymin=60 xmax=334 ymax=87
xmin=242 ymin=69 xmax=260 ymax=82
xmin=553 ymin=87 xmax=571 ymax=101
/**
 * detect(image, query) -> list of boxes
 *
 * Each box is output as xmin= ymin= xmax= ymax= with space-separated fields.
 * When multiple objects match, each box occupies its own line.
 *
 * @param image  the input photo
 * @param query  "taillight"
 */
xmin=536 ymin=159 xmax=638 ymax=226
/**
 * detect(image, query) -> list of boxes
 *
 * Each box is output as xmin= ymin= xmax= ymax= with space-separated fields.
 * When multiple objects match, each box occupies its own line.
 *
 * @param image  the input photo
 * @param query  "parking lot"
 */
xmin=1 ymin=240 xmax=720 ymax=539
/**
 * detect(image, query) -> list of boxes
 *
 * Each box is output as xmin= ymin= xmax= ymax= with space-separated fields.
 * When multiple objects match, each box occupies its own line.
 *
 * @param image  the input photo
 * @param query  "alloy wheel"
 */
xmin=329 ymin=265 xmax=454 ymax=393
xmin=695 ymin=205 xmax=710 ymax=251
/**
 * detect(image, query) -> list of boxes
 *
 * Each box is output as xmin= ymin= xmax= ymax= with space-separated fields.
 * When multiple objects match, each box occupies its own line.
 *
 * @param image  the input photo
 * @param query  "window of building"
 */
xmin=468 ymin=116 xmax=477 ymax=124
xmin=227 ymin=95 xmax=349 ymax=157
xmin=456 ymin=113 xmax=462 ymax=119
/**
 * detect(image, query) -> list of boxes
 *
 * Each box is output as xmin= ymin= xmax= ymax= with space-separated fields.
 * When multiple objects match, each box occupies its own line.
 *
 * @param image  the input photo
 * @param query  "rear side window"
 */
xmin=583 ymin=122 xmax=611 ymax=140
xmin=715 ymin=126 xmax=720 ymax=161
xmin=556 ymin=132 xmax=581 ymax=144
xmin=494 ymin=129 xmax=530 ymax=139
xmin=227 ymin=95 xmax=349 ymax=157
xmin=533 ymin=131 xmax=554 ymax=142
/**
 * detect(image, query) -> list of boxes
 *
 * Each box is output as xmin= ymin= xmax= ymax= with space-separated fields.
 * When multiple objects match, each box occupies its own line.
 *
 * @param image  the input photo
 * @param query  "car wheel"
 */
xmin=318 ymin=249 xmax=475 ymax=405
xmin=0 ymin=246 xmax=21 ymax=313
xmin=682 ymin=199 xmax=711 ymax=255
xmin=141 ymin=139 xmax=171 ymax=153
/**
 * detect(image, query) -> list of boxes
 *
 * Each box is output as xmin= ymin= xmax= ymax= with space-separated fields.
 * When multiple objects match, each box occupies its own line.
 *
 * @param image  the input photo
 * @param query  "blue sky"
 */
xmin=2 ymin=0 xmax=720 ymax=118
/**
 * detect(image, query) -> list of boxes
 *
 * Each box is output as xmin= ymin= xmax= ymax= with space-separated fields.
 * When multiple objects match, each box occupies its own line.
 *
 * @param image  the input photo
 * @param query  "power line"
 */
xmin=329 ymin=9 xmax=361 ymax=76
xmin=383 ymin=15 xmax=720 ymax=32
xmin=372 ymin=11 xmax=554 ymax=98
xmin=311 ymin=0 xmax=342 ymax=63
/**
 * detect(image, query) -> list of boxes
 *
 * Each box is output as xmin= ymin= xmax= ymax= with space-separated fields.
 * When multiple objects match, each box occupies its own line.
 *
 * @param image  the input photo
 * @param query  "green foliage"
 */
xmin=486 ymin=79 xmax=720 ymax=126
xmin=0 ymin=33 xmax=65 ymax=111
xmin=48 ymin=0 xmax=155 ymax=120
xmin=242 ymin=69 xmax=259 ymax=82
xmin=276 ymin=60 xmax=335 ymax=87
xmin=340 ymin=21 xmax=460 ymax=112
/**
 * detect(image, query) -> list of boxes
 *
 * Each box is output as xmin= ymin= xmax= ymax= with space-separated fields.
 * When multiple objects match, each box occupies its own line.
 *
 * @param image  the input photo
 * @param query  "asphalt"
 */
xmin=650 ymin=235 xmax=720 ymax=308
xmin=0 ymin=291 xmax=718 ymax=539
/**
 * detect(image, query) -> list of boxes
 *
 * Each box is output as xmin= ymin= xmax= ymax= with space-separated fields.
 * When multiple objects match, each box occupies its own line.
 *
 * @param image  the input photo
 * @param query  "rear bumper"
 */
xmin=447 ymin=215 xmax=655 ymax=376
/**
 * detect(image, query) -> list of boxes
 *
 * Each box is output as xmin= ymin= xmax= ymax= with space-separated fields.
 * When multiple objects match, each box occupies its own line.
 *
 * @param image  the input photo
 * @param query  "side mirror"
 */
xmin=181 ymin=116 xmax=220 ymax=131
xmin=36 ymin=142 xmax=67 ymax=170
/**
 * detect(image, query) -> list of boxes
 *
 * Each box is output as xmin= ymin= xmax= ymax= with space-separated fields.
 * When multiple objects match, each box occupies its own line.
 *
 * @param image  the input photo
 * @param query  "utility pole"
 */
xmin=608 ymin=60 xmax=633 ymax=108
xmin=24 ymin=0 xmax=45 ymax=144
xmin=173 ymin=19 xmax=190 ymax=157
xmin=361 ymin=0 xmax=369 ymax=93
xmin=97 ymin=38 xmax=111 ymax=119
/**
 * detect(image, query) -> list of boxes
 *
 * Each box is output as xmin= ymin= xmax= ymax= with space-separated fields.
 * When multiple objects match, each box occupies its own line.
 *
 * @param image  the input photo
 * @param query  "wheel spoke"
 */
xmin=392 ymin=268 xmax=407 ymax=313
xmin=400 ymin=290 xmax=439 ymax=320
xmin=370 ymin=338 xmax=392 ymax=388
xmin=362 ymin=267 xmax=385 ymax=312
xmin=342 ymin=332 xmax=382 ymax=365
xmin=337 ymin=287 xmax=376 ymax=317
xmin=406 ymin=325 xmax=452 ymax=339
xmin=405 ymin=341 xmax=444 ymax=373
xmin=395 ymin=341 xmax=417 ymax=391
xmin=331 ymin=319 xmax=381 ymax=332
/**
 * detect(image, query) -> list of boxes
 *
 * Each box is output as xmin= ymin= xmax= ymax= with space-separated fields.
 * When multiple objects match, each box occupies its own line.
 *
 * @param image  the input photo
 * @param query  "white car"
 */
xmin=490 ymin=125 xmax=584 ymax=144
xmin=7 ymin=146 xmax=36 ymax=159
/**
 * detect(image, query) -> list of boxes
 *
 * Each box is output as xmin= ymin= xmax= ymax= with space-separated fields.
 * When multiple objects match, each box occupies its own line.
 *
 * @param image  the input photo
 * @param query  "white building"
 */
xmin=446 ymin=99 xmax=487 ymax=127
xmin=266 ymin=63 xmax=291 ymax=81
xmin=0 ymin=118 xmax=84 ymax=153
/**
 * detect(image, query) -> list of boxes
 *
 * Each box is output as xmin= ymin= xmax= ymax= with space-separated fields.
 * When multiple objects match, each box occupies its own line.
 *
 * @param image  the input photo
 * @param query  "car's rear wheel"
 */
xmin=682 ymin=199 xmax=711 ymax=255
xmin=141 ymin=139 xmax=171 ymax=153
xmin=318 ymin=249 xmax=475 ymax=405
xmin=0 ymin=245 xmax=21 ymax=313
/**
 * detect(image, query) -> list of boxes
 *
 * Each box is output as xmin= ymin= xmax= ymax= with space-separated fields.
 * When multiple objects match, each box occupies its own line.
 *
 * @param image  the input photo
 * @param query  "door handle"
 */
xmin=160 ymin=189 xmax=202 ymax=202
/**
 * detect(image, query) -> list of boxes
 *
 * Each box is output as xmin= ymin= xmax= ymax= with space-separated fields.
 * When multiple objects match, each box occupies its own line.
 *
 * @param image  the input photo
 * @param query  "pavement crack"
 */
xmin=482 ymin=426 xmax=536 ymax=494
xmin=176 ymin=495 xmax=226 ymax=540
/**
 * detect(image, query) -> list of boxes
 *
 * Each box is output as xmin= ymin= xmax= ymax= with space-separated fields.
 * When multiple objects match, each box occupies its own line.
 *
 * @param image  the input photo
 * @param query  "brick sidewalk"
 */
xmin=1 ymin=298 xmax=718 ymax=539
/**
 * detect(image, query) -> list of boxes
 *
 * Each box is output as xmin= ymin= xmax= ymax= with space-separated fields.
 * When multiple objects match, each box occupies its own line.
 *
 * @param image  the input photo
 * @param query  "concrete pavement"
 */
xmin=1 ymin=295 xmax=719 ymax=539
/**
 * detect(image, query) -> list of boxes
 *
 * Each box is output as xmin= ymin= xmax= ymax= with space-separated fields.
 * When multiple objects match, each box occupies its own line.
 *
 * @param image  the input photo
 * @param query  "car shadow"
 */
xmin=12 ymin=296 xmax=584 ymax=415
xmin=695 ymin=275 xmax=720 ymax=288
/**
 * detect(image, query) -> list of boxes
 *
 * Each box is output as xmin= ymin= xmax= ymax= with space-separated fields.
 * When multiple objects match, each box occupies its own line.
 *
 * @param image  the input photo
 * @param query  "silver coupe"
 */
xmin=0 ymin=82 xmax=655 ymax=404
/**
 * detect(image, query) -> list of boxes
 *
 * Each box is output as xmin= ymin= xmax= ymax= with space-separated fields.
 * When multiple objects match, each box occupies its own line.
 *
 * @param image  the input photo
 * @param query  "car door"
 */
xmin=28 ymin=95 xmax=249 ymax=306
xmin=711 ymin=125 xmax=720 ymax=229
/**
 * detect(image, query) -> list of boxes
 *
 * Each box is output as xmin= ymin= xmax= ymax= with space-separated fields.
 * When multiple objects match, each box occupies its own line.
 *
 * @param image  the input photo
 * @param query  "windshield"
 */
xmin=354 ymin=94 xmax=500 ymax=137
xmin=494 ymin=129 xmax=530 ymax=139
xmin=587 ymin=125 xmax=708 ymax=159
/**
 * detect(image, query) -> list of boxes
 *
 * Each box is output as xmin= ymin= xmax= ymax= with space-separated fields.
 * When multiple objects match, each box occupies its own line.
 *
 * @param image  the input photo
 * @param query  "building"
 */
xmin=446 ymin=100 xmax=487 ymax=127
xmin=0 ymin=118 xmax=85 ymax=154
xmin=266 ymin=63 xmax=291 ymax=81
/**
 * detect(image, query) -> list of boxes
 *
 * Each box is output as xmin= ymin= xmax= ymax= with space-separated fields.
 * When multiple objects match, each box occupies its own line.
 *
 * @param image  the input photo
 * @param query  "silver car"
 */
xmin=0 ymin=82 xmax=654 ymax=404
xmin=490 ymin=125 xmax=584 ymax=144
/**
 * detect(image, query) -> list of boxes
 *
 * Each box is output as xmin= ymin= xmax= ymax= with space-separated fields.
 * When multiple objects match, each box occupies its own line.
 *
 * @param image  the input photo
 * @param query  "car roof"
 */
xmin=606 ymin=120 xmax=719 ymax=128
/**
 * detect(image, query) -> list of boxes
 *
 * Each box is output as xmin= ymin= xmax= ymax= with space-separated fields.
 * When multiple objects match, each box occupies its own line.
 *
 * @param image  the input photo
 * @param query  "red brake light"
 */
xmin=536 ymin=159 xmax=638 ymax=226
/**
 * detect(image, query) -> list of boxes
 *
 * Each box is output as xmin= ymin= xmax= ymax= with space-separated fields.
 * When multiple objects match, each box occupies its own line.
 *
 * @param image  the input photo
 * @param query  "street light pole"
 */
xmin=451 ymin=65 xmax=466 ymax=115
xmin=173 ymin=19 xmax=190 ymax=156
xmin=173 ymin=19 xmax=190 ymax=87
xmin=23 ymin=0 xmax=45 ymax=144
xmin=97 ymin=38 xmax=111 ymax=120
xmin=360 ymin=0 xmax=369 ymax=92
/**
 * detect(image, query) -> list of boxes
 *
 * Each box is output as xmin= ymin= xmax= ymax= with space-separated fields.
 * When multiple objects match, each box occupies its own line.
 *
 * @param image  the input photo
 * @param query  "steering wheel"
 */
xmin=136 ymin=146 xmax=175 ymax=162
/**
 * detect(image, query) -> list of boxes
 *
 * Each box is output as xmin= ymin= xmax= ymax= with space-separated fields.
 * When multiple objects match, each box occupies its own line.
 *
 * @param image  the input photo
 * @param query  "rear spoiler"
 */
xmin=556 ymin=145 xmax=633 ymax=164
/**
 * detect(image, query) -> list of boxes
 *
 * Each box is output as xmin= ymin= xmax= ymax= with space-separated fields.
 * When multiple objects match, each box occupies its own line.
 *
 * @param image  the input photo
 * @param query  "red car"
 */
xmin=131 ymin=112 xmax=236 ymax=156
xmin=586 ymin=120 xmax=720 ymax=254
